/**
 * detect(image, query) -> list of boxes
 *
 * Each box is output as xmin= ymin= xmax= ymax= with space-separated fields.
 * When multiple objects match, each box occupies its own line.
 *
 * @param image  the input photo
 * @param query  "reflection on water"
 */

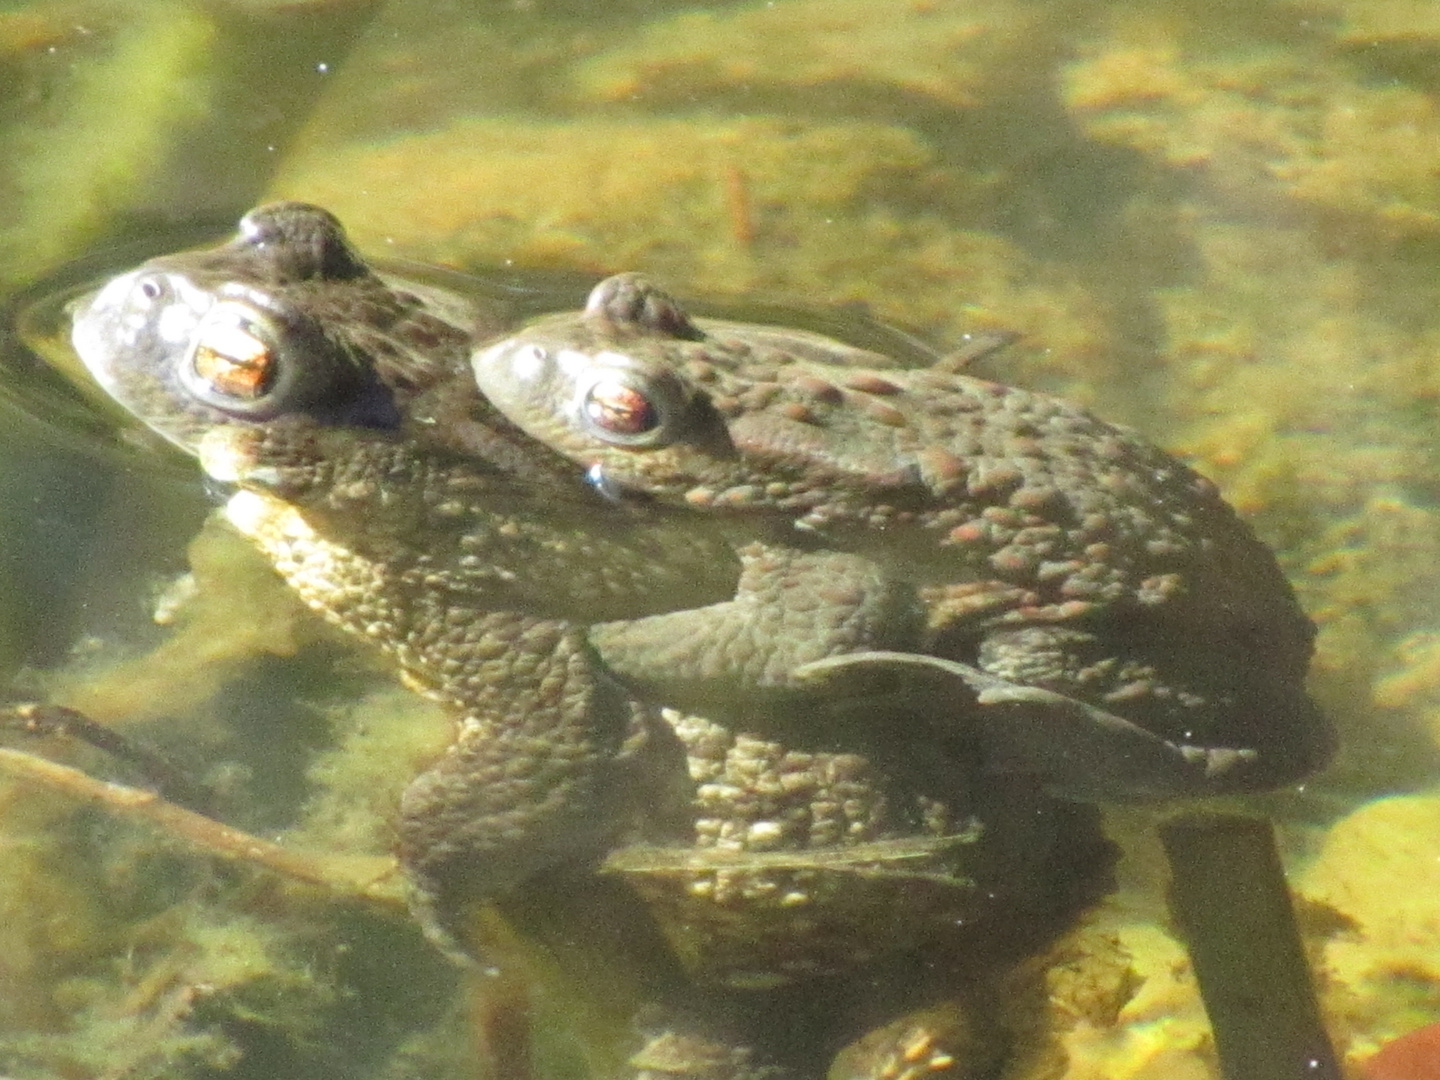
xmin=2 ymin=0 xmax=1440 ymax=1076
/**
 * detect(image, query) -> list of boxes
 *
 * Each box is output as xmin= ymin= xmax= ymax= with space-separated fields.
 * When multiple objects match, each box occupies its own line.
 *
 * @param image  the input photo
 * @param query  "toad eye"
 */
xmin=191 ymin=304 xmax=276 ymax=400
xmin=574 ymin=365 xmax=688 ymax=447
xmin=583 ymin=378 xmax=659 ymax=437
xmin=172 ymin=294 xmax=398 ymax=429
xmin=182 ymin=300 xmax=282 ymax=410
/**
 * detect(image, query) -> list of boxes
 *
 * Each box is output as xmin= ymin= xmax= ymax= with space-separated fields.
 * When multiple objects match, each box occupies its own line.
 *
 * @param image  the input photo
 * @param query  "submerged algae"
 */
xmin=0 ymin=485 xmax=463 ymax=1077
xmin=1287 ymin=0 xmax=1440 ymax=54
xmin=0 ymin=1 xmax=217 ymax=287
xmin=1301 ymin=793 xmax=1440 ymax=1072
xmin=1062 ymin=26 xmax=1440 ymax=244
xmin=1043 ymin=924 xmax=1213 ymax=1080
xmin=270 ymin=113 xmax=1118 ymax=388
xmin=567 ymin=0 xmax=1044 ymax=111
xmin=45 ymin=517 xmax=321 ymax=729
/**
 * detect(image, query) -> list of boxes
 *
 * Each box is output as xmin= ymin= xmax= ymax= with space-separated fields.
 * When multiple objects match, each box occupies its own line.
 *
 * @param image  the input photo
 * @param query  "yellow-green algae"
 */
xmin=566 ymin=0 xmax=1044 ymax=111
xmin=1039 ymin=923 xmax=1213 ymax=1080
xmin=45 ymin=517 xmax=322 ymax=728
xmin=1301 ymin=793 xmax=1440 ymax=1068
xmin=1063 ymin=20 xmax=1440 ymax=244
xmin=0 ymin=514 xmax=466 ymax=1078
xmin=0 ymin=1 xmax=217 ymax=287
xmin=1284 ymin=0 xmax=1440 ymax=51
xmin=269 ymin=114 xmax=1120 ymax=390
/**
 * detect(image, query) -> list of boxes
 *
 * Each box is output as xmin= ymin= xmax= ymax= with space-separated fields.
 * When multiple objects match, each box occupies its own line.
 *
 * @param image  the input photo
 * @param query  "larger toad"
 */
xmin=471 ymin=273 xmax=1334 ymax=800
xmin=67 ymin=204 xmax=1123 ymax=1079
xmin=70 ymin=203 xmax=752 ymax=951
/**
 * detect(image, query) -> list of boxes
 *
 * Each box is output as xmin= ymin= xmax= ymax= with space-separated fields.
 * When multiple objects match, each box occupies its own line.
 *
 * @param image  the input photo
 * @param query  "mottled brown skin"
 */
xmin=67 ymin=205 xmax=1116 ymax=1080
xmin=472 ymin=272 xmax=1335 ymax=800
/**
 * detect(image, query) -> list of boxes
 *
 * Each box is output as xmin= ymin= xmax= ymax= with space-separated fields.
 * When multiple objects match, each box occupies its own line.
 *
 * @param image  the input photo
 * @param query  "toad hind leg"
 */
xmin=792 ymin=651 xmax=1261 ymax=801
xmin=222 ymin=485 xmax=644 ymax=960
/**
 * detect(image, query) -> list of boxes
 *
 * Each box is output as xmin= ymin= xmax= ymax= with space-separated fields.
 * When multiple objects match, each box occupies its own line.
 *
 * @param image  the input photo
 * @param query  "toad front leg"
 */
xmin=394 ymin=605 xmax=648 ymax=954
xmin=587 ymin=542 xmax=923 ymax=712
xmin=222 ymin=486 xmax=646 ymax=956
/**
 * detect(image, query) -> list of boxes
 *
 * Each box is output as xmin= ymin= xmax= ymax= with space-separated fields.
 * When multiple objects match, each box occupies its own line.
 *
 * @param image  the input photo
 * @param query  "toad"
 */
xmin=471 ymin=272 xmax=1335 ymax=801
xmin=71 ymin=203 xmax=747 ymax=951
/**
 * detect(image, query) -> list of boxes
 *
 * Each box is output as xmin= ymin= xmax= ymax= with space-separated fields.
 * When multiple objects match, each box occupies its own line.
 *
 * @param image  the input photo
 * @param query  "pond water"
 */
xmin=2 ymin=0 xmax=1439 ymax=1077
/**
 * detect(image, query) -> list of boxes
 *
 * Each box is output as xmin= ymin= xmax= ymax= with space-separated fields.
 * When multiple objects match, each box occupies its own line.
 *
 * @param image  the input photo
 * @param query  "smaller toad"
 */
xmin=472 ymin=273 xmax=1335 ymax=801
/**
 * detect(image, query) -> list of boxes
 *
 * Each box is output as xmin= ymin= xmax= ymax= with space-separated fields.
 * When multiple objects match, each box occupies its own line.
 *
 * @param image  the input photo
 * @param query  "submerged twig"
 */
xmin=1 ymin=701 xmax=211 ymax=809
xmin=1161 ymin=812 xmax=1341 ymax=1080
xmin=0 ymin=733 xmax=546 ymax=1080
xmin=0 ymin=745 xmax=404 ymax=907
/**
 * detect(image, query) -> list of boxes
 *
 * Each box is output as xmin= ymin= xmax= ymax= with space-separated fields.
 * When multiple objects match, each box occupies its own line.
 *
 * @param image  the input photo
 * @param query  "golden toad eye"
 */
xmin=192 ymin=318 xmax=275 ymax=400
xmin=582 ymin=378 xmax=660 ymax=437
xmin=179 ymin=299 xmax=293 ymax=416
